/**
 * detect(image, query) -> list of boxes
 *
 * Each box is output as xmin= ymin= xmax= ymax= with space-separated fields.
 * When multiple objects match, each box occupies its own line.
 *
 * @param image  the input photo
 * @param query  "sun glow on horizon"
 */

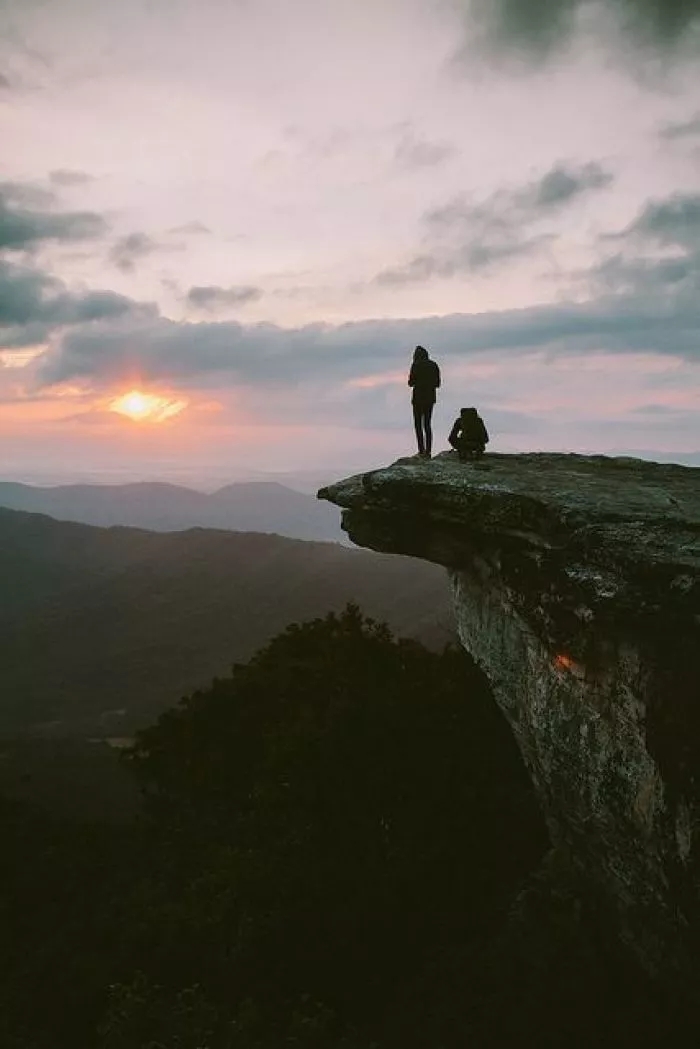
xmin=109 ymin=390 xmax=187 ymax=423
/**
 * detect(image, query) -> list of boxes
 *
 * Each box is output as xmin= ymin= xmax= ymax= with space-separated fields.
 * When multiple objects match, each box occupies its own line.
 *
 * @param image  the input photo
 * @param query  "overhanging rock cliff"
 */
xmin=319 ymin=452 xmax=700 ymax=976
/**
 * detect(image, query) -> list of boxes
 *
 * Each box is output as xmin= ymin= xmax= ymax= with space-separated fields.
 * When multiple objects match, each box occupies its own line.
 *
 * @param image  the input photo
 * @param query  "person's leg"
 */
xmin=423 ymin=404 xmax=434 ymax=457
xmin=412 ymin=403 xmax=425 ymax=455
xmin=457 ymin=438 xmax=473 ymax=461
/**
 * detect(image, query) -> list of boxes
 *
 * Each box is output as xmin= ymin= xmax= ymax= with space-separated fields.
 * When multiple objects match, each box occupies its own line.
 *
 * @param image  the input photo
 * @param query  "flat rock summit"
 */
xmin=320 ymin=450 xmax=698 ymax=570
xmin=319 ymin=452 xmax=700 ymax=982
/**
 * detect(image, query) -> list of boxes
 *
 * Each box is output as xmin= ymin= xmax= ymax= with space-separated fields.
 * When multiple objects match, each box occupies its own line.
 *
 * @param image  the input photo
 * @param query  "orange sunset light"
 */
xmin=109 ymin=390 xmax=187 ymax=423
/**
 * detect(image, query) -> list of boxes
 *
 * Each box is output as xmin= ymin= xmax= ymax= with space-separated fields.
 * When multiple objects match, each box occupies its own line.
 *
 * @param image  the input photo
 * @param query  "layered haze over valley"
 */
xmin=0 ymin=479 xmax=347 ymax=540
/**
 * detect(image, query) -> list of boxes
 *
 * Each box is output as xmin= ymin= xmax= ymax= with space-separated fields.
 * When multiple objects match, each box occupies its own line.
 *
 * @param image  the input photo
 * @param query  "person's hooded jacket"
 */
xmin=408 ymin=347 xmax=441 ymax=405
xmin=449 ymin=408 xmax=489 ymax=448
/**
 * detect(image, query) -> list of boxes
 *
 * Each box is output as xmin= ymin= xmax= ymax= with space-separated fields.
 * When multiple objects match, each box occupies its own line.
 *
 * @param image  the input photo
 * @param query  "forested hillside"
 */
xmin=0 ymin=508 xmax=454 ymax=734
xmin=2 ymin=609 xmax=689 ymax=1049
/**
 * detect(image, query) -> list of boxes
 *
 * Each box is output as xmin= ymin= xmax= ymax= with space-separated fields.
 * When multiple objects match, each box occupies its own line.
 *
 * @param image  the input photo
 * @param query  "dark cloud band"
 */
xmin=0 ymin=183 xmax=107 ymax=251
xmin=187 ymin=284 xmax=263 ymax=310
xmin=33 ymin=285 xmax=700 ymax=392
xmin=465 ymin=0 xmax=700 ymax=55
xmin=0 ymin=259 xmax=153 ymax=349
xmin=1 ymin=181 xmax=696 ymax=397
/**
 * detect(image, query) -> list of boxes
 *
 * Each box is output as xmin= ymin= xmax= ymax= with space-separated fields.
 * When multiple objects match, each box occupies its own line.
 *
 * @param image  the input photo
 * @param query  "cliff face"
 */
xmin=319 ymin=453 xmax=700 ymax=976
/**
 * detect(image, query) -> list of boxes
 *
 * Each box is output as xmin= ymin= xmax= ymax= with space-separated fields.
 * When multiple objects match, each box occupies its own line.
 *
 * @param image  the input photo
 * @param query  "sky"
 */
xmin=1 ymin=0 xmax=699 ymax=484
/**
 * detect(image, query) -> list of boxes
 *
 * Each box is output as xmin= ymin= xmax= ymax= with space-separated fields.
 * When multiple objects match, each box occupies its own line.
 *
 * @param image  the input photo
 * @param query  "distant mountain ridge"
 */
xmin=0 ymin=507 xmax=454 ymax=735
xmin=0 ymin=479 xmax=345 ymax=542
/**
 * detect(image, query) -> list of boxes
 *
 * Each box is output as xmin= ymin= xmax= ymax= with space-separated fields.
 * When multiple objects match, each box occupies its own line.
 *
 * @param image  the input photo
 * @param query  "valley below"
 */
xmin=0 ymin=505 xmax=454 ymax=736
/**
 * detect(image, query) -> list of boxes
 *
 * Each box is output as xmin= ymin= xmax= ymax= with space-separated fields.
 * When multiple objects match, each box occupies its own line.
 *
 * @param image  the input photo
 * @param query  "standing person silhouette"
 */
xmin=408 ymin=345 xmax=441 ymax=458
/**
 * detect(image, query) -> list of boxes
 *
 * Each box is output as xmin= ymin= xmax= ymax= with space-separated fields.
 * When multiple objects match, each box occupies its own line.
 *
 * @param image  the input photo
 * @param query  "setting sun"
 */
xmin=109 ymin=390 xmax=187 ymax=423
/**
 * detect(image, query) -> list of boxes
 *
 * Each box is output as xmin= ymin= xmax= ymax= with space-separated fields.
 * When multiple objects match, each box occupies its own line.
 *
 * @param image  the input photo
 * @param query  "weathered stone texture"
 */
xmin=319 ymin=452 xmax=700 ymax=976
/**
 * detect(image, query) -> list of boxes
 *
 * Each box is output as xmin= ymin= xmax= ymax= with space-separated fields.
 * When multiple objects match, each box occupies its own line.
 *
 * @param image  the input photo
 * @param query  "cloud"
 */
xmin=375 ymin=237 xmax=548 ymax=285
xmin=109 ymin=231 xmax=160 ymax=272
xmin=593 ymin=251 xmax=700 ymax=299
xmin=619 ymin=192 xmax=700 ymax=249
xmin=109 ymin=230 xmax=186 ymax=271
xmin=524 ymin=162 xmax=613 ymax=207
xmin=589 ymin=191 xmax=700 ymax=307
xmin=630 ymin=402 xmax=690 ymax=415
xmin=0 ymin=258 xmax=154 ymax=350
xmin=0 ymin=182 xmax=107 ymax=251
xmin=463 ymin=0 xmax=700 ymax=58
xmin=659 ymin=112 xmax=700 ymax=140
xmin=0 ymin=261 xmax=60 ymax=328
xmin=34 ymin=270 xmax=700 ymax=393
xmin=376 ymin=161 xmax=613 ymax=284
xmin=426 ymin=162 xmax=612 ymax=225
xmin=0 ymin=73 xmax=11 ymax=89
xmin=49 ymin=169 xmax=96 ymax=186
xmin=0 ymin=180 xmax=57 ymax=209
xmin=0 ymin=156 xmax=691 ymax=448
xmin=186 ymin=284 xmax=263 ymax=310
xmin=169 ymin=221 xmax=211 ymax=236
xmin=394 ymin=128 xmax=459 ymax=170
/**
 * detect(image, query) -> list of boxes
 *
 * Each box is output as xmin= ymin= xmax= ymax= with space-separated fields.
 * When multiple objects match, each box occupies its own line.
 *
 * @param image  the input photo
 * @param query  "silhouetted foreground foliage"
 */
xmin=1 ymin=607 xmax=695 ymax=1047
xmin=111 ymin=606 xmax=545 ymax=1045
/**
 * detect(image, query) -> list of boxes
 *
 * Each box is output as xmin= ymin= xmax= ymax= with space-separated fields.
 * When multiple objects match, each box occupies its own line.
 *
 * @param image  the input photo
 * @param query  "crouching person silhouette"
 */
xmin=449 ymin=407 xmax=489 ymax=461
xmin=408 ymin=345 xmax=441 ymax=458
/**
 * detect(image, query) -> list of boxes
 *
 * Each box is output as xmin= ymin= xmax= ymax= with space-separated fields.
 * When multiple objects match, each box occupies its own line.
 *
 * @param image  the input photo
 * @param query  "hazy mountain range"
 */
xmin=0 ymin=507 xmax=454 ymax=736
xmin=0 ymin=480 xmax=345 ymax=543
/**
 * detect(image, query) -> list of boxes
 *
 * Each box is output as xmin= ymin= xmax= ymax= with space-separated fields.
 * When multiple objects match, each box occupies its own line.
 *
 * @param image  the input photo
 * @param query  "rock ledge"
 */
xmin=319 ymin=452 xmax=700 ymax=979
